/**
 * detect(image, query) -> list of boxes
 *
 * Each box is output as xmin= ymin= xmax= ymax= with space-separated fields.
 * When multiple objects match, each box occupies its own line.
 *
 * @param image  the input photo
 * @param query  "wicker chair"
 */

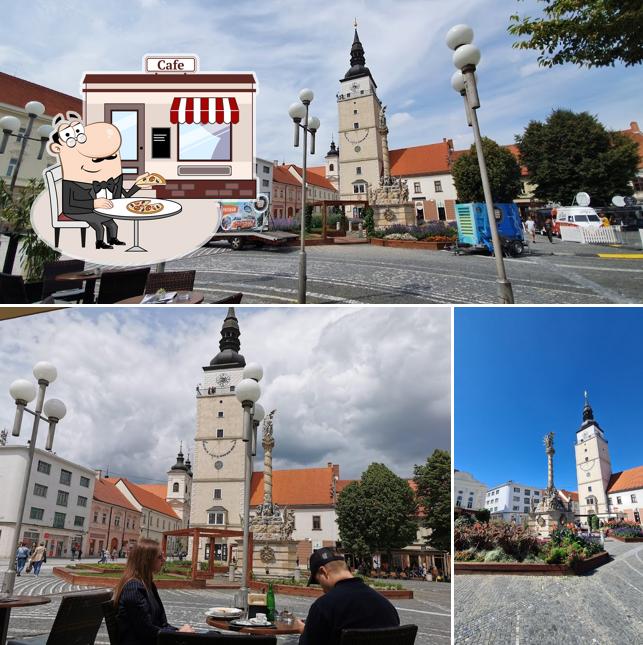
xmin=144 ymin=270 xmax=196 ymax=294
xmin=0 ymin=273 xmax=53 ymax=304
xmin=41 ymin=259 xmax=86 ymax=301
xmin=211 ymin=292 xmax=243 ymax=304
xmin=340 ymin=625 xmax=418 ymax=644
xmin=157 ymin=632 xmax=277 ymax=644
xmin=7 ymin=589 xmax=112 ymax=645
xmin=96 ymin=268 xmax=151 ymax=304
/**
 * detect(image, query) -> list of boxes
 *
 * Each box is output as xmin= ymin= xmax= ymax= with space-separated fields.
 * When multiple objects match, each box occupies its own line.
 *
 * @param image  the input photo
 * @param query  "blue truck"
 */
xmin=455 ymin=202 xmax=526 ymax=257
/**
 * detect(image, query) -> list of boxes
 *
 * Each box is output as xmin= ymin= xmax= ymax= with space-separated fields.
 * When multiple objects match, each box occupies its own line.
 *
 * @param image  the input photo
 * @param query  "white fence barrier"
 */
xmin=559 ymin=226 xmax=623 ymax=244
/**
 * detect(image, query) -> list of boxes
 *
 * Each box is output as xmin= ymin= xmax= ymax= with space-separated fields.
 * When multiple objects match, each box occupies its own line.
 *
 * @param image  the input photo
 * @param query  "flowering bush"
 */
xmin=271 ymin=217 xmax=299 ymax=232
xmin=454 ymin=521 xmax=539 ymax=562
xmin=371 ymin=222 xmax=457 ymax=240
xmin=605 ymin=519 xmax=643 ymax=537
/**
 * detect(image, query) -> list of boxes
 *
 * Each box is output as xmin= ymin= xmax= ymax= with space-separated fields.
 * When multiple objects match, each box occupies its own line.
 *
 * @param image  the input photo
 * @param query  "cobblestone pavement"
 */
xmin=454 ymin=539 xmax=643 ymax=644
xmin=164 ymin=240 xmax=643 ymax=304
xmin=3 ymin=566 xmax=450 ymax=644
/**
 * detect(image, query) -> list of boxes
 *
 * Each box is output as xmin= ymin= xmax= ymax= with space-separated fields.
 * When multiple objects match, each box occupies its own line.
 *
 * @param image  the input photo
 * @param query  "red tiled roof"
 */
xmin=336 ymin=479 xmax=354 ymax=494
xmin=250 ymin=465 xmax=337 ymax=506
xmin=286 ymin=164 xmax=338 ymax=192
xmin=93 ymin=478 xmax=139 ymax=512
xmin=389 ymin=141 xmax=453 ymax=177
xmin=109 ymin=478 xmax=179 ymax=519
xmin=621 ymin=121 xmax=643 ymax=170
xmin=0 ymin=72 xmax=82 ymax=117
xmin=308 ymin=165 xmax=326 ymax=176
xmin=273 ymin=165 xmax=302 ymax=187
xmin=607 ymin=465 xmax=643 ymax=494
xmin=560 ymin=489 xmax=579 ymax=502
xmin=137 ymin=484 xmax=168 ymax=499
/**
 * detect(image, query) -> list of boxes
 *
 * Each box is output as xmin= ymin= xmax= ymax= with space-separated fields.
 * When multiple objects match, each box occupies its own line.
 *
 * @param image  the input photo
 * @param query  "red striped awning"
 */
xmin=170 ymin=97 xmax=239 ymax=125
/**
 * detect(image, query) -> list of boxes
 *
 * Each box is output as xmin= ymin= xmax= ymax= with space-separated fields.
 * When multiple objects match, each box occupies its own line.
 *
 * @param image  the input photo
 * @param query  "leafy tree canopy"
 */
xmin=452 ymin=137 xmax=523 ymax=203
xmin=517 ymin=109 xmax=639 ymax=205
xmin=336 ymin=463 xmax=418 ymax=559
xmin=414 ymin=450 xmax=451 ymax=553
xmin=509 ymin=0 xmax=643 ymax=68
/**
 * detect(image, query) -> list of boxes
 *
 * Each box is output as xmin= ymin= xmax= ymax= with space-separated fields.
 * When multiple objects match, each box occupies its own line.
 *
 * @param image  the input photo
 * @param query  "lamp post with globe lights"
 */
xmin=235 ymin=363 xmax=264 ymax=609
xmin=288 ymin=89 xmax=320 ymax=304
xmin=447 ymin=25 xmax=514 ymax=304
xmin=1 ymin=361 xmax=66 ymax=595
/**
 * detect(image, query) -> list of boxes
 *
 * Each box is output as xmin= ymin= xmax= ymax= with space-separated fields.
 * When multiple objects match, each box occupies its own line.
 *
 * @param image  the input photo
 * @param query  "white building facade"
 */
xmin=485 ymin=481 xmax=545 ymax=524
xmin=0 ymin=446 xmax=96 ymax=558
xmin=454 ymin=470 xmax=488 ymax=510
xmin=255 ymin=157 xmax=273 ymax=205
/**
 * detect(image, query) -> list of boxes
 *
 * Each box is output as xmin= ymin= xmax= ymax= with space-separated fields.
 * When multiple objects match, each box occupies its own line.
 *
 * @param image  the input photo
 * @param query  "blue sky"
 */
xmin=455 ymin=307 xmax=643 ymax=492
xmin=1 ymin=0 xmax=641 ymax=164
xmin=0 ymin=307 xmax=450 ymax=482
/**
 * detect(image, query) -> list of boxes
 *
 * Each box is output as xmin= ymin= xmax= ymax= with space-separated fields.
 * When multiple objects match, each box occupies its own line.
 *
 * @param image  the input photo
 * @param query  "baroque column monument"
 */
xmin=528 ymin=432 xmax=574 ymax=537
xmin=247 ymin=410 xmax=298 ymax=577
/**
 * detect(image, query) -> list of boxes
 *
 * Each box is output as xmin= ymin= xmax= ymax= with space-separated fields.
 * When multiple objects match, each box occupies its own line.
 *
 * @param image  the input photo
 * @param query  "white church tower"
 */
xmin=337 ymin=22 xmax=385 ymax=210
xmin=166 ymin=443 xmax=192 ymax=528
xmin=190 ymin=308 xmax=248 ymax=560
xmin=575 ymin=393 xmax=612 ymax=524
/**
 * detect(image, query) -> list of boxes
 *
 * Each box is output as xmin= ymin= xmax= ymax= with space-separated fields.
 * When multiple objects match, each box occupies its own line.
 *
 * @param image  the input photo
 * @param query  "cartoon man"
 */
xmin=48 ymin=112 xmax=150 ymax=249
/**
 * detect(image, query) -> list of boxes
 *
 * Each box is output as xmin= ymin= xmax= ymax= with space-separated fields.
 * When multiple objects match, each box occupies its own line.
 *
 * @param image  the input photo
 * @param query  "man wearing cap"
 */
xmin=294 ymin=547 xmax=400 ymax=644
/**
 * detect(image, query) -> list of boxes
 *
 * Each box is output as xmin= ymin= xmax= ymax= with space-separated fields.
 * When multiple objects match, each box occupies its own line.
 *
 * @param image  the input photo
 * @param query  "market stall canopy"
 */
xmin=170 ymin=97 xmax=240 ymax=125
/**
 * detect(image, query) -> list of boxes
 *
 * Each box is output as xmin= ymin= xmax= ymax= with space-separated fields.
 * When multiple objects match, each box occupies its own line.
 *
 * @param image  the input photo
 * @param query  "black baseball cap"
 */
xmin=307 ymin=548 xmax=345 ymax=586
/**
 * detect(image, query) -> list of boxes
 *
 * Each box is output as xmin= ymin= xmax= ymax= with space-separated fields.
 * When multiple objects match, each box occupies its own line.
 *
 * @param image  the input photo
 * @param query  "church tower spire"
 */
xmin=207 ymin=307 xmax=246 ymax=370
xmin=342 ymin=21 xmax=375 ymax=86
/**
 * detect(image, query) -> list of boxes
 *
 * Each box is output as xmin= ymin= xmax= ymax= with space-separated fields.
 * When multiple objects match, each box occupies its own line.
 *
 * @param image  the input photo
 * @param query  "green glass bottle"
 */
xmin=266 ymin=582 xmax=276 ymax=622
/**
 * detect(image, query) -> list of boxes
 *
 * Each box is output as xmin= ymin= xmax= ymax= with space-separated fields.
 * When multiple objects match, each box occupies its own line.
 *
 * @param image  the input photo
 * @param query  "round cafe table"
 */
xmin=117 ymin=290 xmax=205 ymax=304
xmin=94 ymin=198 xmax=182 ymax=253
xmin=54 ymin=269 xmax=102 ymax=304
xmin=0 ymin=595 xmax=51 ymax=644
xmin=206 ymin=616 xmax=300 ymax=636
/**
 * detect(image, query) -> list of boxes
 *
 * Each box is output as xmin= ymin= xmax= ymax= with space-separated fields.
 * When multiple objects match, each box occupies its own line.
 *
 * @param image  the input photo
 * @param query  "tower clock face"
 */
xmin=216 ymin=373 xmax=231 ymax=387
xmin=344 ymin=129 xmax=369 ymax=145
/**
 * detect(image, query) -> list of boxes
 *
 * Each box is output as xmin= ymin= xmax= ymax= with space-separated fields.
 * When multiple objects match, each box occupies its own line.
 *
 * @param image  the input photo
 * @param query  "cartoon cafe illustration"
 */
xmin=30 ymin=56 xmax=257 ymax=266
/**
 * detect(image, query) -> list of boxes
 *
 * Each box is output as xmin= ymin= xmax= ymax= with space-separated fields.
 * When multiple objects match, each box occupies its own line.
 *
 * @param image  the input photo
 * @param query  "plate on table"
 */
xmin=230 ymin=618 xmax=276 ymax=629
xmin=206 ymin=607 xmax=244 ymax=619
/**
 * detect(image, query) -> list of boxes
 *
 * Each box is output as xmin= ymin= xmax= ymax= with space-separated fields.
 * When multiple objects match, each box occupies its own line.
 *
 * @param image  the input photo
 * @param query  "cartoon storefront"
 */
xmin=82 ymin=57 xmax=256 ymax=200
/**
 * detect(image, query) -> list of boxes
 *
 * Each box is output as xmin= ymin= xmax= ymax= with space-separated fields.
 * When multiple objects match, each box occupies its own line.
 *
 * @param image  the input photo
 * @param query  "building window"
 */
xmin=60 ymin=470 xmax=72 ymax=486
xmin=77 ymin=495 xmax=87 ymax=507
xmin=53 ymin=512 xmax=66 ymax=529
xmin=467 ymin=501 xmax=473 ymax=509
xmin=208 ymin=512 xmax=225 ymax=525
xmin=173 ymin=482 xmax=179 ymax=493
xmin=523 ymin=506 xmax=530 ymax=512
xmin=413 ymin=182 xmax=421 ymax=193
xmin=524 ymin=490 xmax=531 ymax=495
xmin=353 ymin=183 xmax=366 ymax=194
xmin=631 ymin=494 xmax=638 ymax=503
xmin=513 ymin=487 xmax=520 ymax=493
xmin=312 ymin=516 xmax=321 ymax=530
xmin=126 ymin=518 xmax=131 ymax=529
xmin=353 ymin=122 xmax=359 ymax=129
xmin=37 ymin=461 xmax=51 ymax=475
xmin=33 ymin=483 xmax=48 ymax=497
xmin=115 ymin=515 xmax=121 ymax=527
xmin=218 ymin=411 xmax=224 ymax=418
xmin=74 ymin=516 xmax=84 ymax=527
xmin=178 ymin=122 xmax=231 ymax=161
xmin=356 ymin=167 xmax=362 ymax=175
xmin=30 ymin=507 xmax=44 ymax=520
xmin=262 ymin=179 xmax=269 ymax=188
xmin=93 ymin=512 xmax=98 ymax=523
xmin=214 ymin=489 xmax=222 ymax=500
xmin=353 ymin=109 xmax=357 ymax=114
xmin=456 ymin=496 xmax=462 ymax=506
xmin=524 ymin=498 xmax=530 ymax=504
xmin=156 ymin=518 xmax=159 ymax=528
xmin=513 ymin=496 xmax=520 ymax=502
xmin=163 ymin=520 xmax=166 ymax=530
xmin=588 ymin=486 xmax=592 ymax=492
xmin=329 ymin=163 xmax=334 ymax=171
xmin=80 ymin=476 xmax=90 ymax=488
xmin=217 ymin=428 xmax=224 ymax=438
xmin=102 ymin=513 xmax=107 ymax=525
xmin=513 ymin=505 xmax=519 ymax=511
xmin=56 ymin=490 xmax=69 ymax=507
xmin=263 ymin=165 xmax=269 ymax=174
xmin=434 ymin=180 xmax=443 ymax=192
xmin=6 ymin=158 xmax=18 ymax=178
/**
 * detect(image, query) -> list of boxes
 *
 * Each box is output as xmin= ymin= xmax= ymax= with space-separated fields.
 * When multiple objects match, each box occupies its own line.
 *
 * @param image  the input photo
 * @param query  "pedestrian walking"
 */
xmin=71 ymin=546 xmax=76 ymax=561
xmin=31 ymin=542 xmax=47 ymax=576
xmin=544 ymin=217 xmax=554 ymax=244
xmin=525 ymin=216 xmax=536 ymax=243
xmin=16 ymin=543 xmax=30 ymax=576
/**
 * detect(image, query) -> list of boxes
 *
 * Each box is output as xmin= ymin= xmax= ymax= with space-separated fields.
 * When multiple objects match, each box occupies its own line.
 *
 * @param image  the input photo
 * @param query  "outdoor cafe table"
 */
xmin=206 ymin=617 xmax=301 ymax=636
xmin=54 ymin=269 xmax=101 ymax=303
xmin=0 ymin=595 xmax=51 ymax=644
xmin=117 ymin=290 xmax=205 ymax=304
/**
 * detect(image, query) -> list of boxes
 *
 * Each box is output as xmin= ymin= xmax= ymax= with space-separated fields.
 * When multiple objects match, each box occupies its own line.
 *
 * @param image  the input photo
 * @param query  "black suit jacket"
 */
xmin=62 ymin=175 xmax=140 ymax=216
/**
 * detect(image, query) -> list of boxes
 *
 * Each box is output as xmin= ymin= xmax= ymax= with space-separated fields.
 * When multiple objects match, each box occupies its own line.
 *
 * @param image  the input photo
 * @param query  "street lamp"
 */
xmin=235 ymin=364 xmax=263 ymax=610
xmin=447 ymin=25 xmax=514 ymax=304
xmin=2 ymin=361 xmax=66 ymax=595
xmin=288 ymin=89 xmax=320 ymax=304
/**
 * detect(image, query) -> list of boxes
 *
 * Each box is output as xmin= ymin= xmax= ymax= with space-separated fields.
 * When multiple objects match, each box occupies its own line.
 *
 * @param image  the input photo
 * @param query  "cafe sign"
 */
xmin=144 ymin=55 xmax=199 ymax=73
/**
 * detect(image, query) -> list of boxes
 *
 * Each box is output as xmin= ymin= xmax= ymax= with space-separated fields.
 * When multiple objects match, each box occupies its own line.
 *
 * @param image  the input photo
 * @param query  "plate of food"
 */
xmin=229 ymin=618 xmax=276 ymax=629
xmin=126 ymin=200 xmax=165 ymax=215
xmin=135 ymin=172 xmax=166 ymax=187
xmin=205 ymin=607 xmax=244 ymax=619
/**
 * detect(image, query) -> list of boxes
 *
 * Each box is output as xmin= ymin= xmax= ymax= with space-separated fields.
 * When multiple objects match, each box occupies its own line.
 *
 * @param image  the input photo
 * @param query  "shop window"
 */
xmin=178 ymin=122 xmax=231 ymax=161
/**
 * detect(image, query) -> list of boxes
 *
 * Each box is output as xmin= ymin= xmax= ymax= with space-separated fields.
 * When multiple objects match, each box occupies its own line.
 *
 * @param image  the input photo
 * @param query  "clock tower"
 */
xmin=190 ymin=308 xmax=247 ymax=558
xmin=337 ymin=23 xmax=385 ymax=208
xmin=575 ymin=393 xmax=612 ymax=524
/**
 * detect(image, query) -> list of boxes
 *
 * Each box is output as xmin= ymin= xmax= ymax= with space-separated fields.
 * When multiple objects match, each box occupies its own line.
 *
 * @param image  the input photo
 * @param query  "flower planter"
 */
xmin=609 ymin=535 xmax=643 ymax=542
xmin=454 ymin=551 xmax=610 ymax=576
xmin=369 ymin=238 xmax=454 ymax=250
xmin=249 ymin=580 xmax=412 ymax=599
xmin=53 ymin=566 xmax=208 ymax=589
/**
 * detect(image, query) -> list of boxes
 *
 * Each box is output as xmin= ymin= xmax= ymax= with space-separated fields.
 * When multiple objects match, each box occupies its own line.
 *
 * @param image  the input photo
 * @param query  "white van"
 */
xmin=552 ymin=206 xmax=602 ymax=235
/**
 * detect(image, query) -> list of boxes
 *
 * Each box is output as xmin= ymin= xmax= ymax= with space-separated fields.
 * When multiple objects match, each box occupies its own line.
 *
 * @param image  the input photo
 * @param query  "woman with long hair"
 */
xmin=113 ymin=539 xmax=193 ymax=644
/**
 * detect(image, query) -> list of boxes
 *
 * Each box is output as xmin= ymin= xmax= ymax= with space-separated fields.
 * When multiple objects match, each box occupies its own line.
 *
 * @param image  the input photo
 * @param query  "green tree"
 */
xmin=414 ymin=450 xmax=451 ymax=553
xmin=509 ymin=1 xmax=643 ymax=68
xmin=304 ymin=204 xmax=313 ymax=234
xmin=474 ymin=508 xmax=491 ymax=523
xmin=336 ymin=463 xmax=418 ymax=561
xmin=452 ymin=137 xmax=522 ymax=203
xmin=517 ymin=109 xmax=639 ymax=205
xmin=362 ymin=206 xmax=375 ymax=237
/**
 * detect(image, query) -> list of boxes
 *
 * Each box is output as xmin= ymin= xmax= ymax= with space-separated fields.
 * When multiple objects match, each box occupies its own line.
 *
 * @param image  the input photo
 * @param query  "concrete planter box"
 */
xmin=609 ymin=535 xmax=643 ymax=542
xmin=249 ymin=580 xmax=412 ymax=599
xmin=455 ymin=551 xmax=610 ymax=576
xmin=53 ymin=566 xmax=207 ymax=589
xmin=369 ymin=238 xmax=453 ymax=250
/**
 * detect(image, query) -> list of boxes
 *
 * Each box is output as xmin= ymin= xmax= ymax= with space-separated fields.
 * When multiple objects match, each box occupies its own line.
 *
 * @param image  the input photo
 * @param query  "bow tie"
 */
xmin=92 ymin=178 xmax=117 ymax=194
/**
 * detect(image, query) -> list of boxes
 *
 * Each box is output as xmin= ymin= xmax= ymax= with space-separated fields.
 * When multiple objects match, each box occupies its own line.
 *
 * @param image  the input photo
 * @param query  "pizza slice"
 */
xmin=135 ymin=172 xmax=167 ymax=186
xmin=126 ymin=199 xmax=165 ymax=215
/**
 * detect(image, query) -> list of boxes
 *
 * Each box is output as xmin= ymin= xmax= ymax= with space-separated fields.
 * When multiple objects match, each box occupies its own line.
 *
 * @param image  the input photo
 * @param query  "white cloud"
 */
xmin=0 ymin=307 xmax=450 ymax=483
xmin=389 ymin=112 xmax=413 ymax=127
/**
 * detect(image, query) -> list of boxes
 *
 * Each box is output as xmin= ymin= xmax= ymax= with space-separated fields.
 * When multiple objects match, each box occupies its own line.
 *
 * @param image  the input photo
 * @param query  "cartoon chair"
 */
xmin=44 ymin=164 xmax=89 ymax=248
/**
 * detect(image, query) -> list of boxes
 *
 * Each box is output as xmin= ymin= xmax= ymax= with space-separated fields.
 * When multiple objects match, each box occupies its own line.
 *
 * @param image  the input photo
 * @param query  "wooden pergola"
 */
xmin=161 ymin=527 xmax=253 ymax=586
xmin=310 ymin=199 xmax=370 ymax=240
